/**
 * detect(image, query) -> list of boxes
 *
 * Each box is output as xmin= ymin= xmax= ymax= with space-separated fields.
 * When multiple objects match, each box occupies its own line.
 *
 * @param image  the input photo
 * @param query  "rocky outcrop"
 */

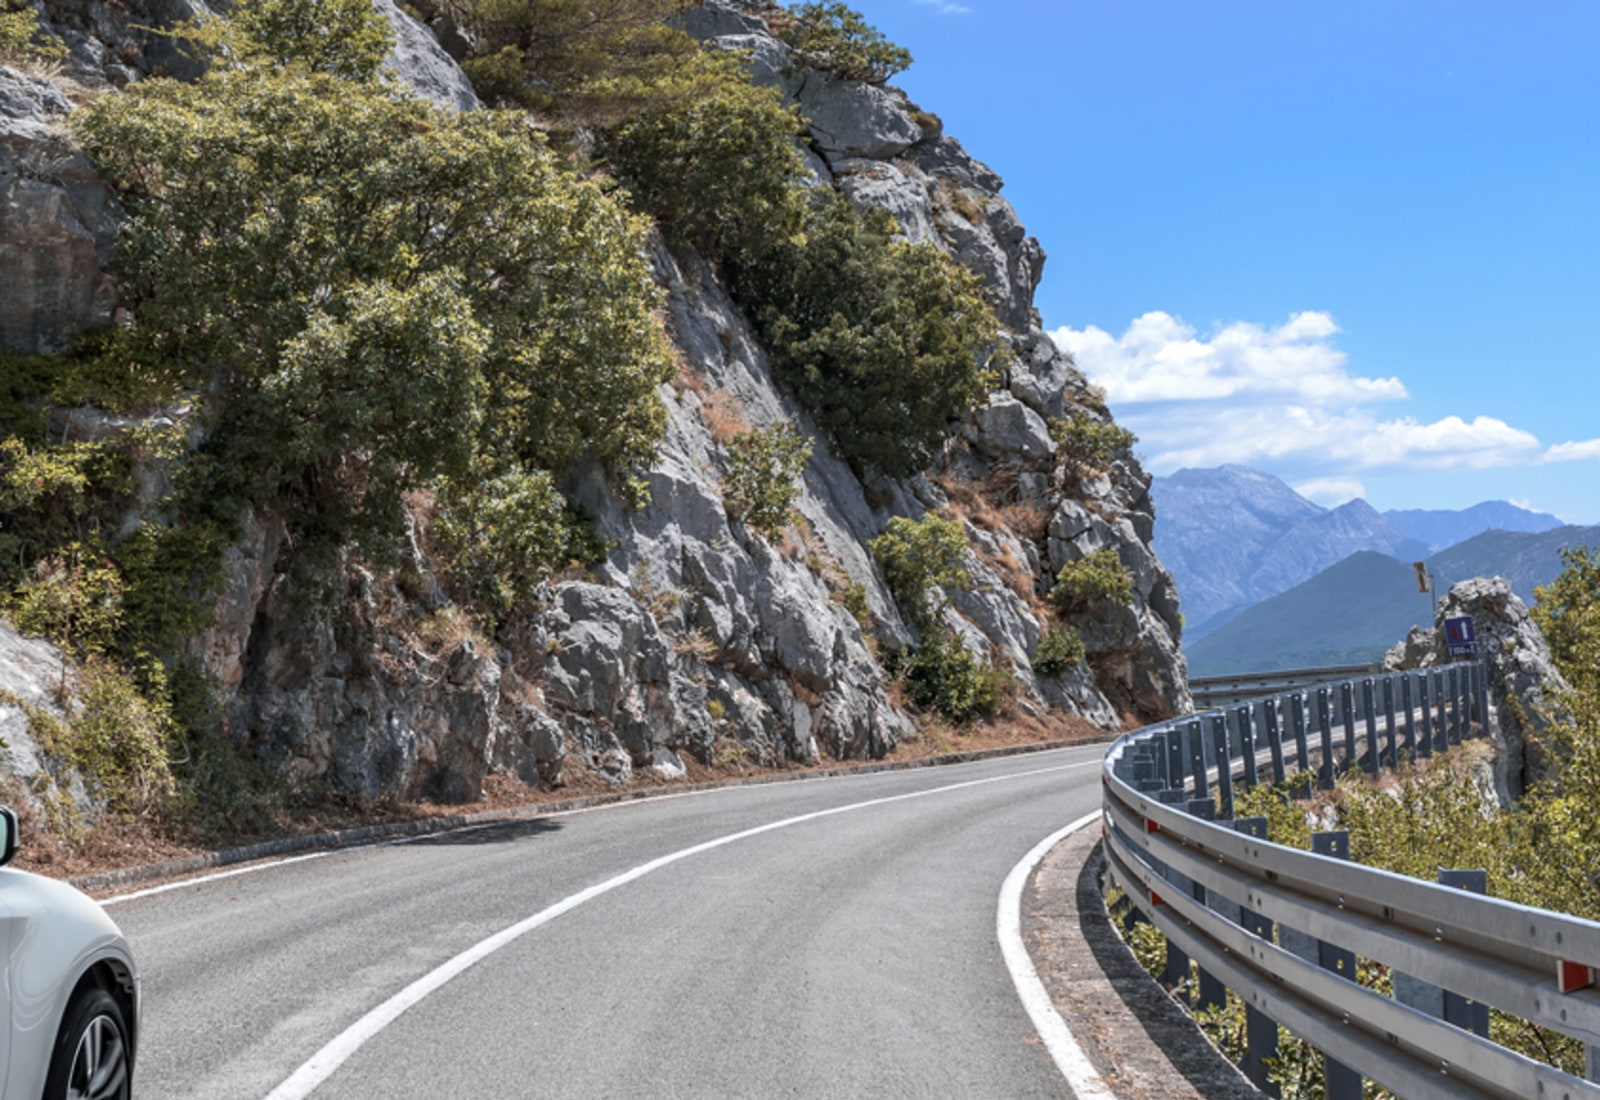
xmin=0 ymin=66 xmax=119 ymax=355
xmin=1384 ymin=577 xmax=1569 ymax=803
xmin=0 ymin=0 xmax=1191 ymax=807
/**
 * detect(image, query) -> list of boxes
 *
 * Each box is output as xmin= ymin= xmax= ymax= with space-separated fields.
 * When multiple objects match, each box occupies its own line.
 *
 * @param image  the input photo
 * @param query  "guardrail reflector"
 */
xmin=1558 ymin=960 xmax=1594 ymax=993
xmin=1150 ymin=891 xmax=1165 ymax=907
xmin=1145 ymin=818 xmax=1160 ymax=834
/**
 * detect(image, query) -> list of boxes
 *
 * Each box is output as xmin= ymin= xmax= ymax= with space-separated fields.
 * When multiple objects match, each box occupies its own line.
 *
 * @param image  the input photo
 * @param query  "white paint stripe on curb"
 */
xmin=263 ymin=757 xmax=1099 ymax=1100
xmin=999 ymin=811 xmax=1119 ymax=1100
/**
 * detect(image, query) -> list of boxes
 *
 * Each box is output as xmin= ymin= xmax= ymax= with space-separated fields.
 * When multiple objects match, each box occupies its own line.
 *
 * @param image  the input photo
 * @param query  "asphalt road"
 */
xmin=108 ymin=745 xmax=1107 ymax=1099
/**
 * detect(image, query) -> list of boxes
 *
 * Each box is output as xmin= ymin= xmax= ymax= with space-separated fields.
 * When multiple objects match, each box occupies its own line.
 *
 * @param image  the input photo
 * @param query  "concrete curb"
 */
xmin=72 ymin=734 xmax=1112 ymax=895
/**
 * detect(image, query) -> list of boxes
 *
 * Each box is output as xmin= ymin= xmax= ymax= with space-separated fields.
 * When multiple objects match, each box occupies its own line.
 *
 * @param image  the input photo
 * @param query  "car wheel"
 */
xmin=44 ymin=987 xmax=131 ymax=1100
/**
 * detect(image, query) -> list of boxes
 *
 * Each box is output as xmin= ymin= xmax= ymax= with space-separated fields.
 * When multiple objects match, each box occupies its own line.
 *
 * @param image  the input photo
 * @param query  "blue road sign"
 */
xmin=1444 ymin=615 xmax=1477 ymax=658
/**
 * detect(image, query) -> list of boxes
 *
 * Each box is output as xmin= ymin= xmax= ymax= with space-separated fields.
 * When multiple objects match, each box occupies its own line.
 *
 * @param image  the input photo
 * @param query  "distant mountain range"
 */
xmin=1152 ymin=465 xmax=1561 ymax=640
xmin=1184 ymin=526 xmax=1600 ymax=676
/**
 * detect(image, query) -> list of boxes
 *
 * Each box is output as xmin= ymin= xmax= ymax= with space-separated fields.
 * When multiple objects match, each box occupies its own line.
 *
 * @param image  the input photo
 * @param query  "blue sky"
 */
xmin=851 ymin=1 xmax=1600 ymax=523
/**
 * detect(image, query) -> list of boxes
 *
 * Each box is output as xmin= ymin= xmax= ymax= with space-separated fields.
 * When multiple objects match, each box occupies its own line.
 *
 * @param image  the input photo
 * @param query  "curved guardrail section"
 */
xmin=1101 ymin=661 xmax=1600 ymax=1100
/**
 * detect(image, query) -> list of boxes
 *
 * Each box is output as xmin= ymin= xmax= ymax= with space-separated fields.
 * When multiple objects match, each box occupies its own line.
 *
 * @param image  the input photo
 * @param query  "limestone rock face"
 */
xmin=1384 ymin=577 xmax=1570 ymax=803
xmin=4 ymin=0 xmax=1191 ymax=805
xmin=0 ymin=67 xmax=119 ymax=355
xmin=0 ymin=621 xmax=98 ymax=821
xmin=375 ymin=0 xmax=481 ymax=111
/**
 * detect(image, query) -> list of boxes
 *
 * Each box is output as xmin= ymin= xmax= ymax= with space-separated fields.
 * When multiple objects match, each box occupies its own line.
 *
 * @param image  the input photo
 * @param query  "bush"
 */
xmin=605 ymin=54 xmax=808 ymax=265
xmin=67 ymin=657 xmax=178 ymax=815
xmin=740 ymin=191 xmax=1000 ymax=476
xmin=179 ymin=0 xmax=394 ymax=80
xmin=1031 ymin=624 xmax=1085 ymax=677
xmin=1049 ymin=411 xmax=1136 ymax=474
xmin=773 ymin=2 xmax=911 ymax=84
xmin=74 ymin=49 xmax=672 ymax=574
xmin=903 ymin=629 xmax=998 ymax=723
xmin=447 ymin=0 xmax=703 ymax=124
xmin=430 ymin=465 xmax=592 ymax=620
xmin=1534 ymin=545 xmax=1600 ymax=696
xmin=869 ymin=514 xmax=968 ymax=627
xmin=7 ymin=546 xmax=124 ymax=656
xmin=1051 ymin=550 xmax=1132 ymax=612
xmin=0 ymin=3 xmax=65 ymax=61
xmin=723 ymin=422 xmax=812 ymax=539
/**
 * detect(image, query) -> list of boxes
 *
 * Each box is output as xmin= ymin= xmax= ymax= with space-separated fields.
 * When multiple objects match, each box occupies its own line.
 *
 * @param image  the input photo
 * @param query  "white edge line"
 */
xmin=101 ymin=746 xmax=1108 ymax=908
xmin=998 ymin=810 xmax=1120 ymax=1100
xmin=263 ymin=758 xmax=1100 ymax=1100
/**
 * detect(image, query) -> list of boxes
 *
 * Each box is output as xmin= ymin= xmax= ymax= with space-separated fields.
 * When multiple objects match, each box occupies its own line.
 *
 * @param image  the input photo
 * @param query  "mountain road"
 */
xmin=106 ymin=745 xmax=1107 ymax=1099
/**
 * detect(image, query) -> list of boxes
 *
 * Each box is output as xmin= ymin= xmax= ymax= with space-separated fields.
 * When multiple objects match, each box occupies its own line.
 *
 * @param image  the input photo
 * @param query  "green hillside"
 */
xmin=1184 ymin=551 xmax=1431 ymax=676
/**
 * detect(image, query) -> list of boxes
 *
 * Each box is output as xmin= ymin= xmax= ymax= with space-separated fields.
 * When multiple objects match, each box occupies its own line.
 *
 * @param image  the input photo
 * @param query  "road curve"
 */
xmin=109 ymin=745 xmax=1106 ymax=1099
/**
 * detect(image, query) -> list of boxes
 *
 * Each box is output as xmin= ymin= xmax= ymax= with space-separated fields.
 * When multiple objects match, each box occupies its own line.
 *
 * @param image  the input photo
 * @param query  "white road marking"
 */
xmin=262 ymin=757 xmax=1099 ymax=1100
xmin=998 ymin=812 xmax=1120 ymax=1100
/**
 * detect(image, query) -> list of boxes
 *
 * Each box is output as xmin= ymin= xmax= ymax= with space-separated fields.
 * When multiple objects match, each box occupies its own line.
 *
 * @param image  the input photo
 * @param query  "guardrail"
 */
xmin=1189 ymin=663 xmax=1381 ymax=709
xmin=1101 ymin=661 xmax=1600 ymax=1100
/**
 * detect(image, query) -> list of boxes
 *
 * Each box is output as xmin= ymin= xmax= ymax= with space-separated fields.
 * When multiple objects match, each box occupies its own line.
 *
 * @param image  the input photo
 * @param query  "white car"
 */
xmin=0 ymin=807 xmax=138 ymax=1099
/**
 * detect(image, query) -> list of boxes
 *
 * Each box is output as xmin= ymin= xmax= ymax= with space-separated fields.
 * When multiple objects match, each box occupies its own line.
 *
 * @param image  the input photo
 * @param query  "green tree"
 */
xmin=772 ymin=2 xmax=911 ymax=84
xmin=742 ymin=191 xmax=1000 ymax=477
xmin=605 ymin=53 xmax=808 ymax=264
xmin=903 ymin=628 xmax=1000 ymax=723
xmin=1534 ymin=545 xmax=1600 ymax=695
xmin=723 ymin=422 xmax=813 ymax=539
xmin=445 ymin=0 xmax=703 ymax=124
xmin=180 ymin=0 xmax=394 ymax=80
xmin=0 ymin=2 xmax=64 ymax=61
xmin=1049 ymin=411 xmax=1136 ymax=476
xmin=74 ymin=61 xmax=673 ymax=563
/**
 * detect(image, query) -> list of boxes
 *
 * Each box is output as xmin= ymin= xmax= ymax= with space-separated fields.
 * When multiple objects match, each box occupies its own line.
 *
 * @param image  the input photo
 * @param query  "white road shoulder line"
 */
xmin=998 ymin=811 xmax=1119 ymax=1100
xmin=263 ymin=757 xmax=1098 ymax=1100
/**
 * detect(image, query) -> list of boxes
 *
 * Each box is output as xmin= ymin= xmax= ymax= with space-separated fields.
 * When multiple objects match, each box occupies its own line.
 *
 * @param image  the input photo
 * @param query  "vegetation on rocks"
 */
xmin=722 ymin=422 xmax=812 ymax=539
xmin=869 ymin=514 xmax=969 ymax=628
xmin=0 ymin=2 xmax=63 ymax=61
xmin=902 ymin=628 xmax=1000 ymax=724
xmin=770 ymin=1 xmax=911 ymax=85
xmin=1030 ymin=624 xmax=1085 ymax=677
xmin=1051 ymin=550 xmax=1132 ymax=612
xmin=1049 ymin=411 xmax=1136 ymax=476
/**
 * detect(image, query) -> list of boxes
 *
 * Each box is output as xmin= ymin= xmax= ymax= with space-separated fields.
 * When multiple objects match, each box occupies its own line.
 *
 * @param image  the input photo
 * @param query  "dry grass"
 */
xmin=699 ymin=388 xmax=750 ymax=444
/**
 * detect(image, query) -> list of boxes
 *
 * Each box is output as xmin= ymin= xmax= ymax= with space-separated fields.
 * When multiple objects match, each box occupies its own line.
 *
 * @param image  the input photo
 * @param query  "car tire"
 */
xmin=43 ymin=986 xmax=131 ymax=1100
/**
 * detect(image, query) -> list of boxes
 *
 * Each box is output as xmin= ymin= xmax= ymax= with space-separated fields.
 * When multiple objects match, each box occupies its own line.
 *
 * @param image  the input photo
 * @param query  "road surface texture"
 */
xmin=110 ymin=745 xmax=1126 ymax=1099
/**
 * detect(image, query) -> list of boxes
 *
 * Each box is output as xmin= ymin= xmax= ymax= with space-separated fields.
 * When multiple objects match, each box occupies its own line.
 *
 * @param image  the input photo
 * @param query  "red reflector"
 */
xmin=1145 ymin=818 xmax=1160 ymax=834
xmin=1559 ymin=960 xmax=1594 ymax=994
xmin=1151 ymin=892 xmax=1165 ymax=907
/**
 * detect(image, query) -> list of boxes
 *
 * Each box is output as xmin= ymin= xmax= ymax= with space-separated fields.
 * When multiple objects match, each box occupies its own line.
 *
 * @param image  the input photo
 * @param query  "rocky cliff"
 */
xmin=0 ymin=0 xmax=1188 ymax=811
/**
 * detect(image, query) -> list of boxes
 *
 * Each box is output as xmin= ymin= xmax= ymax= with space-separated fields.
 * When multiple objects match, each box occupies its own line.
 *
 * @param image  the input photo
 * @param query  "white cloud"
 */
xmin=1048 ymin=310 xmax=1545 ymax=476
xmin=1544 ymin=439 xmax=1600 ymax=463
xmin=1050 ymin=311 xmax=1406 ymax=407
xmin=910 ymin=0 xmax=971 ymax=12
xmin=1293 ymin=476 xmax=1366 ymax=506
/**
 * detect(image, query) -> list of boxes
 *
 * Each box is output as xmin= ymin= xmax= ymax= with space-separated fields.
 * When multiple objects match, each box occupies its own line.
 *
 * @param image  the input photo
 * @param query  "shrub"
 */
xmin=179 ymin=0 xmax=394 ymax=80
xmin=605 ymin=53 xmax=808 ymax=265
xmin=1049 ymin=411 xmax=1136 ymax=474
xmin=903 ymin=629 xmax=998 ymax=723
xmin=773 ymin=2 xmax=911 ymax=85
xmin=74 ymin=53 xmax=672 ymax=574
xmin=0 ymin=3 xmax=65 ymax=61
xmin=432 ymin=465 xmax=603 ymax=619
xmin=7 ymin=546 xmax=124 ymax=656
xmin=869 ymin=514 xmax=968 ymax=627
xmin=446 ymin=0 xmax=703 ymax=124
xmin=1533 ymin=545 xmax=1600 ymax=695
xmin=67 ymin=657 xmax=178 ymax=815
xmin=1031 ymin=624 xmax=1085 ymax=677
xmin=722 ymin=422 xmax=812 ymax=539
xmin=741 ymin=191 xmax=1000 ymax=477
xmin=1051 ymin=550 xmax=1132 ymax=612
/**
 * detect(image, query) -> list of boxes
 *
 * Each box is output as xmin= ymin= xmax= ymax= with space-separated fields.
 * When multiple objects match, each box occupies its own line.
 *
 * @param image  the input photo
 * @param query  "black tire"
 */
xmin=43 ymin=986 xmax=131 ymax=1100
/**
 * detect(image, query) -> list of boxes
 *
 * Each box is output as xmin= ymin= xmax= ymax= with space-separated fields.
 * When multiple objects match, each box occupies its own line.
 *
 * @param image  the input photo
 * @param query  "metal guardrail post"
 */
xmin=1165 ymin=726 xmax=1185 ymax=791
xmin=1306 ymin=830 xmax=1362 ymax=1100
xmin=1393 ymin=869 xmax=1491 ymax=1039
xmin=1440 ymin=665 xmax=1452 ymax=751
xmin=1290 ymin=692 xmax=1310 ymax=780
xmin=1237 ymin=704 xmax=1259 ymax=788
xmin=1361 ymin=678 xmax=1379 ymax=774
xmin=1340 ymin=682 xmax=1357 ymax=775
xmin=1402 ymin=673 xmax=1421 ymax=760
xmin=1417 ymin=673 xmax=1434 ymax=758
xmin=1317 ymin=687 xmax=1335 ymax=790
xmin=1263 ymin=697 xmax=1287 ymax=785
xmin=1382 ymin=676 xmax=1398 ymax=769
xmin=1156 ymin=788 xmax=1193 ymax=990
xmin=1184 ymin=797 xmax=1228 ymax=1011
xmin=1211 ymin=714 xmax=1235 ymax=820
xmin=1187 ymin=719 xmax=1208 ymax=800
xmin=1233 ymin=815 xmax=1280 ymax=1097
